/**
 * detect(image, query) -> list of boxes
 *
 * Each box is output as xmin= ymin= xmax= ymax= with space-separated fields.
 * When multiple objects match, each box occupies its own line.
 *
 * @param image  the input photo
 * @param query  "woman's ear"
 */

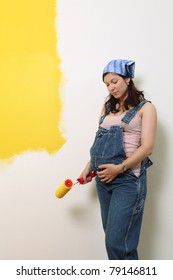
xmin=125 ymin=77 xmax=130 ymax=85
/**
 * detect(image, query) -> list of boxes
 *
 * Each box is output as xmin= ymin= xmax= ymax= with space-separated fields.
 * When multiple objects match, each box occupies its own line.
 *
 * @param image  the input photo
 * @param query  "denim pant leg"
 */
xmin=96 ymin=172 xmax=147 ymax=260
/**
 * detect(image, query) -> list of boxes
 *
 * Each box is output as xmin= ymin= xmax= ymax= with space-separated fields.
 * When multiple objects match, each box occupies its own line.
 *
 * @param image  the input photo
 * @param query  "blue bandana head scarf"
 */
xmin=103 ymin=59 xmax=135 ymax=78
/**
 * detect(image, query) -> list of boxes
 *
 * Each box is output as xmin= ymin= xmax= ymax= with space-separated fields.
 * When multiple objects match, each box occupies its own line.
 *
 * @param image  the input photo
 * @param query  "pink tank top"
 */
xmin=100 ymin=112 xmax=141 ymax=176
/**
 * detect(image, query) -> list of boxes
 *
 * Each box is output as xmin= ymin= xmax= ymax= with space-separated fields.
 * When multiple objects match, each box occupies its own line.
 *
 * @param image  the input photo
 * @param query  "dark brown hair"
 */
xmin=103 ymin=76 xmax=144 ymax=115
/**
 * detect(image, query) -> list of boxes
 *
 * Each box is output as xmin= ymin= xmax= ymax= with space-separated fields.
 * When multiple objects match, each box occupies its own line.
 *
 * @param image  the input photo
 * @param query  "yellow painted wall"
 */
xmin=0 ymin=0 xmax=65 ymax=160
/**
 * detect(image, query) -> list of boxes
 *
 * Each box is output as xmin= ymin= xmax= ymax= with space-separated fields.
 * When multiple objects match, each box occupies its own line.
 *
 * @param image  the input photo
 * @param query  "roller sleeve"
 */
xmin=55 ymin=179 xmax=74 ymax=198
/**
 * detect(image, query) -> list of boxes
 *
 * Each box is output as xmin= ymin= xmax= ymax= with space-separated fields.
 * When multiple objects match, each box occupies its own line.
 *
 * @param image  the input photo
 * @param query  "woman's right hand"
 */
xmin=78 ymin=161 xmax=91 ymax=184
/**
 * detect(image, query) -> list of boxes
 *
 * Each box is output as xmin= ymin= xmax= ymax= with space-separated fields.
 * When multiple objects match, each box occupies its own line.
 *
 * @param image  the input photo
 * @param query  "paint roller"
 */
xmin=55 ymin=172 xmax=96 ymax=198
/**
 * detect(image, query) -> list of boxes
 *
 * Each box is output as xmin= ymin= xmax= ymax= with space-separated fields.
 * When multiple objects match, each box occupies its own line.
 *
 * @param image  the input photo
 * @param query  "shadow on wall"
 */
xmin=139 ymin=121 xmax=165 ymax=259
xmin=67 ymin=183 xmax=98 ymax=221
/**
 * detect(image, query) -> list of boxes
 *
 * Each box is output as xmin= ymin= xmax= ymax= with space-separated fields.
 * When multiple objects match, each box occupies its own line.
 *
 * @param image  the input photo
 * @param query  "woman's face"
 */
xmin=103 ymin=73 xmax=130 ymax=102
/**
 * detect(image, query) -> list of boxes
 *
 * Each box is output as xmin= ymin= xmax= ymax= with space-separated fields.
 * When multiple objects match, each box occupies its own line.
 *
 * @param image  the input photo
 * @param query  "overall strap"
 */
xmin=99 ymin=114 xmax=107 ymax=125
xmin=99 ymin=99 xmax=149 ymax=126
xmin=121 ymin=99 xmax=149 ymax=125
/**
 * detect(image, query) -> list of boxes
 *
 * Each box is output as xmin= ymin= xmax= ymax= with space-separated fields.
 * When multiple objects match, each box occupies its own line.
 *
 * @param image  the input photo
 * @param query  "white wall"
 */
xmin=0 ymin=0 xmax=173 ymax=260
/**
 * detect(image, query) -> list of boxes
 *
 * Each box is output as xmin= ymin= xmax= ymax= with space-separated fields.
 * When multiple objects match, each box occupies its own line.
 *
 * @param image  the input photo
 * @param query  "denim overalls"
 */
xmin=90 ymin=99 xmax=153 ymax=260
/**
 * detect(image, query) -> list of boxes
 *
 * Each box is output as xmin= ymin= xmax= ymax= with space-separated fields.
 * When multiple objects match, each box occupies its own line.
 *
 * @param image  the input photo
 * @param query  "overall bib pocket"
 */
xmin=90 ymin=126 xmax=126 ymax=171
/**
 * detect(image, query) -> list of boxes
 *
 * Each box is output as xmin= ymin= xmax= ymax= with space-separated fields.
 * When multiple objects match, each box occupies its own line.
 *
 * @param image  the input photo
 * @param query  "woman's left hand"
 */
xmin=97 ymin=164 xmax=122 ymax=183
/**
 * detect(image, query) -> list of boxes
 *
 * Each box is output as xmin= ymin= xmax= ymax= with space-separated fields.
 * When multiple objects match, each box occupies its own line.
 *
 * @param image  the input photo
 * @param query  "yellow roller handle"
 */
xmin=55 ymin=179 xmax=74 ymax=198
